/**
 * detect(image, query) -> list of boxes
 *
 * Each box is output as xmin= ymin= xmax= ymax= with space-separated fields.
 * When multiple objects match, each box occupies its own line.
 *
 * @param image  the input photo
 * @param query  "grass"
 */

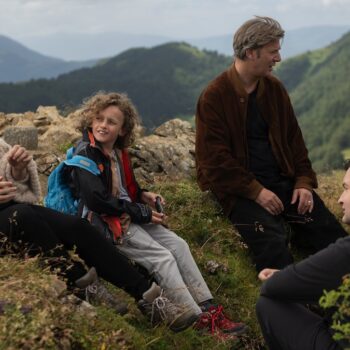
xmin=0 ymin=171 xmax=347 ymax=349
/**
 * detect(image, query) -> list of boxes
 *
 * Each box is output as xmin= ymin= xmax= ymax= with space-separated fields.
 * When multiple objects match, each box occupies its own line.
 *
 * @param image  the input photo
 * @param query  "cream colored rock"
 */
xmin=40 ymin=125 xmax=81 ymax=150
xmin=130 ymin=119 xmax=195 ymax=181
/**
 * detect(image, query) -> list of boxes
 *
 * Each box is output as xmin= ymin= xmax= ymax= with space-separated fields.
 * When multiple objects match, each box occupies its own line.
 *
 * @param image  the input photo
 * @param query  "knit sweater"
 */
xmin=0 ymin=138 xmax=41 ymax=204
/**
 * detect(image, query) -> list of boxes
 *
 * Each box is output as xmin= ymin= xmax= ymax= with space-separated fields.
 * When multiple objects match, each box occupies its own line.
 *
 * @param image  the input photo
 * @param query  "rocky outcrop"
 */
xmin=131 ymin=119 xmax=195 ymax=181
xmin=0 ymin=107 xmax=196 ymax=193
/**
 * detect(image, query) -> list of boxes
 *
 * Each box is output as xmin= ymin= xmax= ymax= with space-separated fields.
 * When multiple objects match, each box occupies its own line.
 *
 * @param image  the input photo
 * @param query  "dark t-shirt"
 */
xmin=246 ymin=88 xmax=283 ymax=187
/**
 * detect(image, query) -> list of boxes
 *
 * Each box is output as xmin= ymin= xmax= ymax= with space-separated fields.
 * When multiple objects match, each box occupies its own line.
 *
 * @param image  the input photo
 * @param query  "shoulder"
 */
xmin=201 ymin=70 xmax=230 ymax=98
xmin=198 ymin=70 xmax=232 ymax=109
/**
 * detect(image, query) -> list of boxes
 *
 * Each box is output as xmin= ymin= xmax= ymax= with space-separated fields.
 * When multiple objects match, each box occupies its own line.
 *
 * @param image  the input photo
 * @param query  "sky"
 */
xmin=0 ymin=0 xmax=349 ymax=40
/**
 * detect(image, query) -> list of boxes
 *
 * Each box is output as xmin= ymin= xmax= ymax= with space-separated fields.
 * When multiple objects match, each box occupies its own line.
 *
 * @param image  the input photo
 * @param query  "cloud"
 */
xmin=322 ymin=0 xmax=350 ymax=5
xmin=0 ymin=0 xmax=349 ymax=40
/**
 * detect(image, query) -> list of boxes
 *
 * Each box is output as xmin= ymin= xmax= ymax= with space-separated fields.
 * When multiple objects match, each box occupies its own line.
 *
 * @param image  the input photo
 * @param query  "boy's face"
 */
xmin=338 ymin=169 xmax=350 ymax=224
xmin=91 ymin=105 xmax=125 ymax=152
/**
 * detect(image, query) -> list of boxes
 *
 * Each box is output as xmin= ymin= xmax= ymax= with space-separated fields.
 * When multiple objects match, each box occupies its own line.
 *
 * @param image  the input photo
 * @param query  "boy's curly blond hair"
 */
xmin=79 ymin=91 xmax=140 ymax=149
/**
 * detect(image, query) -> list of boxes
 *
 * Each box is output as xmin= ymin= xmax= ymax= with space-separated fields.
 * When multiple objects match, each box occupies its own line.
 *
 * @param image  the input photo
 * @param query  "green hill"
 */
xmin=275 ymin=31 xmax=350 ymax=171
xmin=0 ymin=42 xmax=230 ymax=128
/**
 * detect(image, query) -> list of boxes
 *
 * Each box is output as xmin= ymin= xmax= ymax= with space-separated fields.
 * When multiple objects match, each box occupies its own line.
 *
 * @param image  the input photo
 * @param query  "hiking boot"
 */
xmin=138 ymin=282 xmax=199 ymax=332
xmin=75 ymin=267 xmax=128 ymax=316
xmin=194 ymin=305 xmax=247 ymax=335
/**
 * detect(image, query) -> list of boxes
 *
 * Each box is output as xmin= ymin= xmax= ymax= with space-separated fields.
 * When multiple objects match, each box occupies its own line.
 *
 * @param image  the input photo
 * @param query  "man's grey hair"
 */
xmin=233 ymin=16 xmax=285 ymax=60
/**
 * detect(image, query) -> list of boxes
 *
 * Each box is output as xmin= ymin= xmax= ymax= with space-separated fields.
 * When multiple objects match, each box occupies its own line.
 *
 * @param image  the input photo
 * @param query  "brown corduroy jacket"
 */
xmin=195 ymin=64 xmax=317 ymax=216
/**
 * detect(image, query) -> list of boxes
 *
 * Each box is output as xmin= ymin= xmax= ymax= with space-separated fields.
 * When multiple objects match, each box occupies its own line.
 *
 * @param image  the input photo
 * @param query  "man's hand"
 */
xmin=141 ymin=191 xmax=165 ymax=210
xmin=7 ymin=145 xmax=32 ymax=180
xmin=258 ymin=268 xmax=280 ymax=281
xmin=255 ymin=188 xmax=284 ymax=215
xmin=291 ymin=188 xmax=313 ymax=214
xmin=0 ymin=176 xmax=17 ymax=203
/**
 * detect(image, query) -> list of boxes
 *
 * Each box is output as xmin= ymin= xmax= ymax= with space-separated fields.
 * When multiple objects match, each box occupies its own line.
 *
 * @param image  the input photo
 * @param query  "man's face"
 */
xmin=338 ymin=169 xmax=350 ymax=224
xmin=248 ymin=40 xmax=282 ymax=77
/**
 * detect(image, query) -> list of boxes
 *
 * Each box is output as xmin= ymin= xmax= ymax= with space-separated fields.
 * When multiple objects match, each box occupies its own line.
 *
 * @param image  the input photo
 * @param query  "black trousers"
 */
xmin=255 ymin=236 xmax=350 ymax=350
xmin=0 ymin=203 xmax=149 ymax=299
xmin=229 ymin=182 xmax=346 ymax=272
xmin=256 ymin=297 xmax=340 ymax=350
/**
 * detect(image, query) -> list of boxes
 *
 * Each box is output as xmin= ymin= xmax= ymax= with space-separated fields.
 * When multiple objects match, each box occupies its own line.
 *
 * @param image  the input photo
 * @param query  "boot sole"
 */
xmin=169 ymin=313 xmax=200 ymax=333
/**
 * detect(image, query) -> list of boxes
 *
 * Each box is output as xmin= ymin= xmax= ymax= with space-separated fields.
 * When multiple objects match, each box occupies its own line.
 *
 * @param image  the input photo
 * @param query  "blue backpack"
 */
xmin=44 ymin=147 xmax=100 ymax=215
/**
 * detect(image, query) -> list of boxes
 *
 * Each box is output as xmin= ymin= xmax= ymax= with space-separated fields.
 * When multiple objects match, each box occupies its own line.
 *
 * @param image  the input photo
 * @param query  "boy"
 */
xmin=69 ymin=91 xmax=247 ymax=337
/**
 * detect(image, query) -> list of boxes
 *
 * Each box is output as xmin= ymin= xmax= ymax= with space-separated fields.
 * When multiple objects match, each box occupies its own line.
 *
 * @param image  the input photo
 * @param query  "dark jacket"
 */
xmin=195 ymin=64 xmax=317 ymax=215
xmin=69 ymin=129 xmax=152 ymax=226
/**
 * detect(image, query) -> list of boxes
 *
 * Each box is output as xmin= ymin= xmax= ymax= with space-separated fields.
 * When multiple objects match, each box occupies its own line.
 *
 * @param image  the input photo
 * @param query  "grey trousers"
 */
xmin=116 ymin=223 xmax=213 ymax=314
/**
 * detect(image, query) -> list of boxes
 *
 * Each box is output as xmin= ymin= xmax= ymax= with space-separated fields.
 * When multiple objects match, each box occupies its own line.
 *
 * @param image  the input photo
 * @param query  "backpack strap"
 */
xmin=63 ymin=146 xmax=101 ymax=175
xmin=64 ymin=155 xmax=100 ymax=175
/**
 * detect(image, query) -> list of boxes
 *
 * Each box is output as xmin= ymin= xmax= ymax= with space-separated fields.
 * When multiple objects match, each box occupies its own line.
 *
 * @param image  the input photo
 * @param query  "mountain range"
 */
xmin=0 ymin=29 xmax=349 ymax=171
xmin=0 ymin=42 xmax=230 ymax=127
xmin=0 ymin=35 xmax=97 ymax=83
xmin=1 ymin=25 xmax=349 ymax=83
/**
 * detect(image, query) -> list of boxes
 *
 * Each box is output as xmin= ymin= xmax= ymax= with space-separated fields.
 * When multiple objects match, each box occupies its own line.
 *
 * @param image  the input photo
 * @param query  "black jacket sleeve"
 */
xmin=260 ymin=236 xmax=350 ymax=304
xmin=71 ymin=167 xmax=152 ymax=224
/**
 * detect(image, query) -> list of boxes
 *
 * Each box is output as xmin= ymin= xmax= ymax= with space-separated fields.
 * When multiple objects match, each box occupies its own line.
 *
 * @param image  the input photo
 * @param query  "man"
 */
xmin=195 ymin=16 xmax=346 ymax=272
xmin=255 ymin=164 xmax=350 ymax=349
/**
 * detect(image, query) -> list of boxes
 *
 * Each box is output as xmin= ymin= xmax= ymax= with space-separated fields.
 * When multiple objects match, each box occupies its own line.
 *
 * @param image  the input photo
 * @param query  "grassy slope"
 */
xmin=0 ymin=171 xmax=347 ymax=349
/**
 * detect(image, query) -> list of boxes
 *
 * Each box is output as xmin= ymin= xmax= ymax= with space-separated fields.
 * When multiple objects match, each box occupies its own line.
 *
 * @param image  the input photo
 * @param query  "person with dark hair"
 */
xmin=195 ymin=16 xmax=346 ymax=273
xmin=0 ymin=137 xmax=187 ymax=330
xmin=256 ymin=163 xmax=350 ymax=349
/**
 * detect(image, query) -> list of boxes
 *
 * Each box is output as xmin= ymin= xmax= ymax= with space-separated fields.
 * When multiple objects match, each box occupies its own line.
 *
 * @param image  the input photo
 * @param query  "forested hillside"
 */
xmin=275 ymin=31 xmax=350 ymax=171
xmin=0 ymin=42 xmax=230 ymax=128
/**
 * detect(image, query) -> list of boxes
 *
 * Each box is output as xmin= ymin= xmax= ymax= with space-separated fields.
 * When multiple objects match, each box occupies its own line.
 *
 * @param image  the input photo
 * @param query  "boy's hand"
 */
xmin=0 ymin=176 xmax=17 ymax=203
xmin=7 ymin=145 xmax=32 ymax=180
xmin=151 ymin=211 xmax=167 ymax=225
xmin=141 ymin=191 xmax=166 ymax=210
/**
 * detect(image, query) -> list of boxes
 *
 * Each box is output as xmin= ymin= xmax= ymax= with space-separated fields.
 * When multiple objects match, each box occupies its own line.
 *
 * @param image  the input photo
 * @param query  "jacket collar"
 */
xmin=227 ymin=62 xmax=266 ymax=99
xmin=82 ymin=128 xmax=110 ymax=157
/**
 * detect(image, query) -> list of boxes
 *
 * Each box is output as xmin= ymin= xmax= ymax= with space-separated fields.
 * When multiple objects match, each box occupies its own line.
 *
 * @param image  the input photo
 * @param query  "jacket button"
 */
xmin=240 ymin=97 xmax=245 ymax=103
xmin=126 ymin=231 xmax=131 ymax=235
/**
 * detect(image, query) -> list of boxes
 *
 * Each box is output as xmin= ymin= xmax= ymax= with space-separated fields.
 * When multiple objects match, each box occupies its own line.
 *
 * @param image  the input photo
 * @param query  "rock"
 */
xmin=36 ymin=106 xmax=62 ymax=122
xmin=154 ymin=118 xmax=193 ymax=138
xmin=130 ymin=119 xmax=195 ymax=181
xmin=40 ymin=125 xmax=80 ymax=149
xmin=3 ymin=126 xmax=38 ymax=149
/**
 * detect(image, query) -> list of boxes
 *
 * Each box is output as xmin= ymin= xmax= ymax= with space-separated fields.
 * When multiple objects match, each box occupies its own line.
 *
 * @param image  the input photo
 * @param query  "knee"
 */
xmin=156 ymin=248 xmax=177 ymax=267
xmin=8 ymin=204 xmax=35 ymax=225
xmin=171 ymin=235 xmax=190 ymax=255
xmin=256 ymin=296 xmax=279 ymax=326
xmin=256 ymin=296 xmax=268 ymax=319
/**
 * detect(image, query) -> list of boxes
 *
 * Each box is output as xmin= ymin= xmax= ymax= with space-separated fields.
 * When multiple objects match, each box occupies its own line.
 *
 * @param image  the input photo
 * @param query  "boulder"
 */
xmin=3 ymin=126 xmax=38 ymax=150
xmin=130 ymin=119 xmax=195 ymax=181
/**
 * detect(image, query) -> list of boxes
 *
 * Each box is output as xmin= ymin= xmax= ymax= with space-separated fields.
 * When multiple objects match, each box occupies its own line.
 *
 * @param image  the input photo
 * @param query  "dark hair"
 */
xmin=79 ymin=91 xmax=140 ymax=149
